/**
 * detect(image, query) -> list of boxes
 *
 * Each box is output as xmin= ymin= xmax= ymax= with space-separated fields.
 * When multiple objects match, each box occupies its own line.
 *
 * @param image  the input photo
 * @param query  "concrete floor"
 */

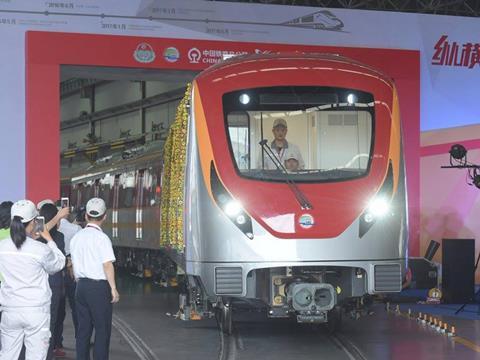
xmin=56 ymin=275 xmax=480 ymax=360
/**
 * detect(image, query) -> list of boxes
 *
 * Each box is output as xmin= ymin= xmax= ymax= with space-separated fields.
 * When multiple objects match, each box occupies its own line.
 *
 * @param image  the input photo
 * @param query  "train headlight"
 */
xmin=225 ymin=201 xmax=242 ymax=217
xmin=366 ymin=197 xmax=390 ymax=218
xmin=210 ymin=162 xmax=254 ymax=239
xmin=359 ymin=163 xmax=394 ymax=237
xmin=236 ymin=214 xmax=246 ymax=225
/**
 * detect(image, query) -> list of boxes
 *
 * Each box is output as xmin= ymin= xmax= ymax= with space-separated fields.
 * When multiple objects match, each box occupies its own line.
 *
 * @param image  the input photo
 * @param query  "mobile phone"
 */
xmin=61 ymin=197 xmax=69 ymax=209
xmin=35 ymin=216 xmax=45 ymax=233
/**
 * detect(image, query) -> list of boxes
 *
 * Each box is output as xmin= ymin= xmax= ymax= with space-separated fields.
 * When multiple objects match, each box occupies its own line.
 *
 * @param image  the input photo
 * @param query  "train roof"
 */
xmin=196 ymin=52 xmax=394 ymax=85
xmin=67 ymin=142 xmax=163 ymax=184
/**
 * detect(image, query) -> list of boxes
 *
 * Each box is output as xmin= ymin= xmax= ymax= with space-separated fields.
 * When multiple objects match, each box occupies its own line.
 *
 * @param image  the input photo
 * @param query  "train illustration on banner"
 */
xmin=282 ymin=10 xmax=344 ymax=31
xmin=63 ymin=53 xmax=408 ymax=333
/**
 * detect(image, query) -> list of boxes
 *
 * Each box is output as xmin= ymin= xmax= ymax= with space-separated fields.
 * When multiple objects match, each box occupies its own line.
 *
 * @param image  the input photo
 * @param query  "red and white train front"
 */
xmin=185 ymin=53 xmax=407 ymax=324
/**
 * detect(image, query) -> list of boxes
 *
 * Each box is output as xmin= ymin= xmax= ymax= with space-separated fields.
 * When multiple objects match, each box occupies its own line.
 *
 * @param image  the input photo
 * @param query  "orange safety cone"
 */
xmin=450 ymin=326 xmax=456 ymax=337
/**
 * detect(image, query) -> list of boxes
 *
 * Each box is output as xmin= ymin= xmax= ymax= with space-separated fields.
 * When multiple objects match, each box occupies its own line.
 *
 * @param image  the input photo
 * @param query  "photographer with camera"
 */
xmin=0 ymin=200 xmax=65 ymax=359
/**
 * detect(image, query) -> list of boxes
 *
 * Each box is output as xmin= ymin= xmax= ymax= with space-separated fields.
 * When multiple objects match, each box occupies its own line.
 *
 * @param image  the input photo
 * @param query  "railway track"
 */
xmin=217 ymin=311 xmax=368 ymax=360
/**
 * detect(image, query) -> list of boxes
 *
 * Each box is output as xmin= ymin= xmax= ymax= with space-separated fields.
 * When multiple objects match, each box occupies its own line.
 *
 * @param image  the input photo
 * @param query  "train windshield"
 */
xmin=223 ymin=86 xmax=374 ymax=182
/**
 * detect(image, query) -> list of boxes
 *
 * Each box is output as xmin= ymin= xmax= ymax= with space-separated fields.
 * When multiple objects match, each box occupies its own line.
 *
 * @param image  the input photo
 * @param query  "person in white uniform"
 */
xmin=258 ymin=118 xmax=305 ymax=170
xmin=70 ymin=198 xmax=120 ymax=360
xmin=0 ymin=200 xmax=66 ymax=360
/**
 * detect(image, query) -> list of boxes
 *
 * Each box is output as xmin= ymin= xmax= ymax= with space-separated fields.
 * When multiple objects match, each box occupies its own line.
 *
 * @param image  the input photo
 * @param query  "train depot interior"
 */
xmin=2 ymin=1 xmax=480 ymax=359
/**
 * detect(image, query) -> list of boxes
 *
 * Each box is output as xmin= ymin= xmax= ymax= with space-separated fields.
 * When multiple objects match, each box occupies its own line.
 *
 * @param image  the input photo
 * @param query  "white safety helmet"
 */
xmin=86 ymin=198 xmax=106 ymax=217
xmin=37 ymin=198 xmax=55 ymax=211
xmin=11 ymin=200 xmax=38 ymax=223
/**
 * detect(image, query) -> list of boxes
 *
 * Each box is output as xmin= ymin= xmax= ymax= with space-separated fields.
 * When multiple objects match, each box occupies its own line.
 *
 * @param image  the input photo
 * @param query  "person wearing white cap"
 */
xmin=70 ymin=197 xmax=119 ymax=360
xmin=259 ymin=118 xmax=305 ymax=170
xmin=0 ymin=199 xmax=66 ymax=360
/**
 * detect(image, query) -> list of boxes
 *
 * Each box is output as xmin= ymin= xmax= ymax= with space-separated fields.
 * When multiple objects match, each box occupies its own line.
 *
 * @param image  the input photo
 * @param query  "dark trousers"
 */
xmin=60 ymin=272 xmax=78 ymax=340
xmin=47 ymin=286 xmax=62 ymax=360
xmin=55 ymin=294 xmax=66 ymax=348
xmin=75 ymin=279 xmax=112 ymax=360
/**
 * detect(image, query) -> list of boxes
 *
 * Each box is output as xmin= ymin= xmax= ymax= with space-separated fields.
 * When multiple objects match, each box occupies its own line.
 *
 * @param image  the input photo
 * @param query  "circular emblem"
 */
xmin=298 ymin=214 xmax=315 ymax=229
xmin=163 ymin=47 xmax=179 ymax=63
xmin=133 ymin=43 xmax=156 ymax=64
xmin=188 ymin=47 xmax=201 ymax=63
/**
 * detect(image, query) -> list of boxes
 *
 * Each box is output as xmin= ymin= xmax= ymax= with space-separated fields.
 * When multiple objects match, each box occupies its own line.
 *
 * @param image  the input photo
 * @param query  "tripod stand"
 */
xmin=455 ymin=251 xmax=480 ymax=315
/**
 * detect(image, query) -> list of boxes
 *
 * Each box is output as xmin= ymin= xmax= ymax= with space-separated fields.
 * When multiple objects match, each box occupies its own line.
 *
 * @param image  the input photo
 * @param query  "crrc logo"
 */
xmin=298 ymin=214 xmax=315 ymax=229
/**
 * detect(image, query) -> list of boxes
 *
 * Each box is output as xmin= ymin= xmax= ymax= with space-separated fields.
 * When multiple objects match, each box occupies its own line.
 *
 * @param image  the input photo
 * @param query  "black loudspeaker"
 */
xmin=442 ymin=239 xmax=475 ymax=304
xmin=409 ymin=258 xmax=438 ymax=289
xmin=424 ymin=240 xmax=440 ymax=261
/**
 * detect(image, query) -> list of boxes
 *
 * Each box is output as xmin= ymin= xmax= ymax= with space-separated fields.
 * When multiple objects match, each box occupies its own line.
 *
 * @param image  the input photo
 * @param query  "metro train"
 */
xmin=64 ymin=53 xmax=408 ymax=333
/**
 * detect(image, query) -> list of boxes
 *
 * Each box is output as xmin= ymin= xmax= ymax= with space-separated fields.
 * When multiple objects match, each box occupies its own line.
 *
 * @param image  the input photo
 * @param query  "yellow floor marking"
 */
xmin=387 ymin=308 xmax=480 ymax=354
xmin=453 ymin=337 xmax=480 ymax=353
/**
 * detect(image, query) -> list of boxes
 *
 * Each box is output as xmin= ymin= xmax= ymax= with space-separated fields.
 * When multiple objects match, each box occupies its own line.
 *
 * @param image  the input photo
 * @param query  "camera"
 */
xmin=34 ymin=216 xmax=45 ymax=234
xmin=61 ymin=197 xmax=69 ymax=209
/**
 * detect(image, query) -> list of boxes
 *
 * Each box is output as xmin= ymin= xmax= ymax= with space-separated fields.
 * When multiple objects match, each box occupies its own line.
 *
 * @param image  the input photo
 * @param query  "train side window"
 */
xmin=142 ymin=169 xmax=156 ymax=207
xmin=134 ymin=170 xmax=145 ymax=208
xmin=83 ymin=182 xmax=93 ymax=204
xmin=100 ymin=174 xmax=114 ymax=207
xmin=71 ymin=184 xmax=78 ymax=208
xmin=122 ymin=171 xmax=135 ymax=208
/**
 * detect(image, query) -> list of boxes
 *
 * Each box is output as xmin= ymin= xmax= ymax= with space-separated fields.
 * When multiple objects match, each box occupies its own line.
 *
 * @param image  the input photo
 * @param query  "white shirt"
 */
xmin=259 ymin=141 xmax=305 ymax=170
xmin=0 ymin=237 xmax=65 ymax=312
xmin=70 ymin=223 xmax=116 ymax=280
xmin=58 ymin=218 xmax=82 ymax=255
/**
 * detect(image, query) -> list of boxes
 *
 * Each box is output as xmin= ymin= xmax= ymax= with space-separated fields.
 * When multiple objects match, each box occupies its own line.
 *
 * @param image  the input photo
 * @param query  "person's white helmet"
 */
xmin=11 ymin=200 xmax=38 ymax=223
xmin=86 ymin=198 xmax=106 ymax=217
xmin=37 ymin=199 xmax=54 ymax=211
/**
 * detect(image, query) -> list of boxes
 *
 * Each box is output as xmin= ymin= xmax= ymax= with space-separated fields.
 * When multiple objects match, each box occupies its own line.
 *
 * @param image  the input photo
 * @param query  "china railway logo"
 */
xmin=298 ymin=214 xmax=315 ymax=229
xmin=432 ymin=35 xmax=480 ymax=69
xmin=133 ymin=43 xmax=156 ymax=64
xmin=163 ymin=47 xmax=179 ymax=63
xmin=188 ymin=48 xmax=201 ymax=63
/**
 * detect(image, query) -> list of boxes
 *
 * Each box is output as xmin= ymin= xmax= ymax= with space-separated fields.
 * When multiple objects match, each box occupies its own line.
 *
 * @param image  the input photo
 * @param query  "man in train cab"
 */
xmin=260 ymin=118 xmax=305 ymax=170
xmin=70 ymin=198 xmax=119 ymax=360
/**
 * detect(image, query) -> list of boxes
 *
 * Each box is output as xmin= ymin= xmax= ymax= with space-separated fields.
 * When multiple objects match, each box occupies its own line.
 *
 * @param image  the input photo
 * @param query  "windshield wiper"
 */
xmin=259 ymin=139 xmax=313 ymax=210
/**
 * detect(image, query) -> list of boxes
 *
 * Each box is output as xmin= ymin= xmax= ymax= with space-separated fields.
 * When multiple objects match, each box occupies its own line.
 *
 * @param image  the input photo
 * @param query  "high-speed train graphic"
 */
xmin=282 ymin=10 xmax=344 ymax=30
xmin=65 ymin=53 xmax=408 ymax=333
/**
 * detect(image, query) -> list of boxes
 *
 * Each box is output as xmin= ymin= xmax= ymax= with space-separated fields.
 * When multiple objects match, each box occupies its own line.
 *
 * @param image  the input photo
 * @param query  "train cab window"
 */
xmin=224 ymin=86 xmax=374 ymax=182
xmin=227 ymin=112 xmax=250 ymax=170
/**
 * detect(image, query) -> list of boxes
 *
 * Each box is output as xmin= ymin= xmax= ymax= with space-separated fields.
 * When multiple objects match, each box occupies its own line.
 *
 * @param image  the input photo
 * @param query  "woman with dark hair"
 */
xmin=0 ymin=200 xmax=13 ymax=240
xmin=0 ymin=200 xmax=65 ymax=360
xmin=39 ymin=203 xmax=67 ymax=360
